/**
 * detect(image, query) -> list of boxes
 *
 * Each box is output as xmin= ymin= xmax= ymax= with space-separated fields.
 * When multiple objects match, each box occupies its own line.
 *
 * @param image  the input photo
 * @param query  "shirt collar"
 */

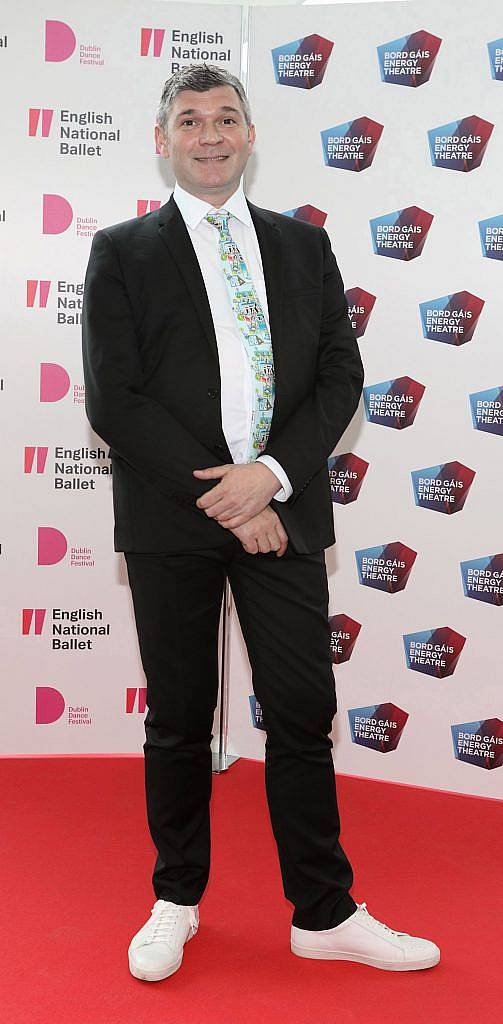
xmin=172 ymin=178 xmax=252 ymax=230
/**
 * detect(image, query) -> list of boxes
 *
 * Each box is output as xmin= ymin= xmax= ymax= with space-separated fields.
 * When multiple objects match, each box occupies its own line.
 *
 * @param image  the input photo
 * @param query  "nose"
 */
xmin=199 ymin=121 xmax=223 ymax=144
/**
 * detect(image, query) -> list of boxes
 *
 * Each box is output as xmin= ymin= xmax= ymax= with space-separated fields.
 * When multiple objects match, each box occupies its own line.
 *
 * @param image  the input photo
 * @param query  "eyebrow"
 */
xmin=175 ymin=105 xmax=242 ymax=120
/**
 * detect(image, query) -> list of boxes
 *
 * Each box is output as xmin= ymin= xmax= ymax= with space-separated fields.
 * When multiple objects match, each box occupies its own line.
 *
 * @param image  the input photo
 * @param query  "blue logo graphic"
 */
xmin=479 ymin=215 xmax=503 ymax=260
xmin=487 ymin=38 xmax=503 ymax=81
xmin=249 ymin=695 xmax=265 ymax=730
xmin=469 ymin=387 xmax=503 ymax=435
xmin=460 ymin=554 xmax=503 ymax=606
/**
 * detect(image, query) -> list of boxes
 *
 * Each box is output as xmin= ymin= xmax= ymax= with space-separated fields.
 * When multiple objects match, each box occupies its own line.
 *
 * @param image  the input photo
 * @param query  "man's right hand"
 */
xmin=227 ymin=505 xmax=289 ymax=556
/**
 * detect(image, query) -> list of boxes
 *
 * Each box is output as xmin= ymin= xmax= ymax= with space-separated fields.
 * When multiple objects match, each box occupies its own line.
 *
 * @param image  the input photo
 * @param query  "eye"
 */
xmin=222 ymin=117 xmax=236 ymax=124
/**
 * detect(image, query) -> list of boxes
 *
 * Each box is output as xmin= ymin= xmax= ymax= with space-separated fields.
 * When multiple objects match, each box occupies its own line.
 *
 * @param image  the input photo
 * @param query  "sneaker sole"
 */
xmin=291 ymin=942 xmax=440 ymax=971
xmin=128 ymin=930 xmax=197 ymax=982
xmin=128 ymin=950 xmax=183 ymax=982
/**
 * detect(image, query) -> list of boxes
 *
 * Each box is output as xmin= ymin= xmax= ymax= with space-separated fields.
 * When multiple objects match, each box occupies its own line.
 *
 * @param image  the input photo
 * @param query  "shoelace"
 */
xmin=143 ymin=902 xmax=186 ymax=945
xmin=357 ymin=902 xmax=406 ymax=936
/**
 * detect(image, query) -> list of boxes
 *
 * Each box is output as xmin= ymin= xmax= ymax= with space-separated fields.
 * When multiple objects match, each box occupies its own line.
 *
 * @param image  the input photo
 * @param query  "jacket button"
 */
xmin=215 ymin=443 xmax=225 ymax=452
xmin=207 ymin=388 xmax=218 ymax=399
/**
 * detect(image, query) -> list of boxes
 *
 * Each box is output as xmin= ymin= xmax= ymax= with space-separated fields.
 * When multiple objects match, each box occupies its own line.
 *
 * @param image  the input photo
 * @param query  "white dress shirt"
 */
xmin=172 ymin=179 xmax=293 ymax=502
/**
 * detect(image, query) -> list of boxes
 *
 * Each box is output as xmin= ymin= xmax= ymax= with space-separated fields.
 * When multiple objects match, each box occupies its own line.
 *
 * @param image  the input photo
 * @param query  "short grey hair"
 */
xmin=157 ymin=63 xmax=252 ymax=134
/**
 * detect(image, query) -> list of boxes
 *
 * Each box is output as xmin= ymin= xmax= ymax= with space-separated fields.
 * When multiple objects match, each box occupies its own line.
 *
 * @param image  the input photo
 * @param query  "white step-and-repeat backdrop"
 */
xmin=1 ymin=0 xmax=501 ymax=799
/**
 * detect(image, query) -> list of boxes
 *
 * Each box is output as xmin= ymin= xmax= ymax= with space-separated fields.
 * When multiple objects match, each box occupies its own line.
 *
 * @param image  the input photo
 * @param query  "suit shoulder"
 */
xmin=97 ymin=205 xmax=160 ymax=245
xmin=251 ymin=202 xmax=323 ymax=238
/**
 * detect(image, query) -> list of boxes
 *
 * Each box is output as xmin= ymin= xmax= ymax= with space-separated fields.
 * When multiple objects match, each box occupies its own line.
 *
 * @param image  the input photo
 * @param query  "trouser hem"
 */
xmin=292 ymin=892 xmax=358 ymax=931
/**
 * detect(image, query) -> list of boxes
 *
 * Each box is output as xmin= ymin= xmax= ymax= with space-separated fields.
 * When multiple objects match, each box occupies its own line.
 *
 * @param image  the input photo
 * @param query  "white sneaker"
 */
xmin=291 ymin=901 xmax=440 ymax=971
xmin=128 ymin=899 xmax=199 ymax=981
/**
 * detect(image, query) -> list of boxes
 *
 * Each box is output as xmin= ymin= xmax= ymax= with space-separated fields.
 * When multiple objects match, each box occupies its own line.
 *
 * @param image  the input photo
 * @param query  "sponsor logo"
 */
xmin=321 ymin=117 xmax=383 ymax=171
xmin=469 ymin=387 xmax=503 ymax=436
xmin=403 ymin=627 xmax=466 ymax=678
xmin=345 ymin=287 xmax=376 ymax=338
xmin=137 ymin=199 xmax=161 ymax=216
xmin=370 ymin=206 xmax=433 ymax=260
xmin=27 ymin=279 xmax=84 ymax=325
xmin=328 ymin=453 xmax=369 ymax=504
xmin=22 ymin=607 xmax=111 ymax=651
xmin=328 ymin=614 xmax=361 ymax=664
xmin=348 ymin=702 xmax=409 ymax=752
xmin=428 ymin=115 xmax=493 ymax=171
xmin=25 ymin=444 xmax=111 ymax=490
xmin=126 ymin=688 xmax=147 ymax=713
xmin=479 ymin=214 xmax=503 ymax=261
xmin=28 ymin=108 xmax=54 ymax=137
xmin=271 ymin=33 xmax=333 ymax=89
xmin=460 ymin=554 xmax=503 ymax=606
xmin=355 ymin=542 xmax=417 ymax=594
xmin=24 ymin=446 xmax=49 ymax=474
xmin=27 ymin=280 xmax=51 ymax=308
xmin=44 ymin=21 xmax=231 ymax=70
xmin=44 ymin=19 xmax=103 ymax=67
xmin=411 ymin=461 xmax=475 ymax=514
xmin=29 ymin=107 xmax=121 ymax=158
xmin=487 ymin=38 xmax=503 ymax=81
xmin=39 ymin=363 xmax=84 ymax=405
xmin=35 ymin=686 xmax=92 ymax=726
xmin=282 ymin=205 xmax=327 ymax=227
xmin=377 ymin=29 xmax=442 ymax=86
xmin=451 ymin=719 xmax=503 ymax=769
xmin=41 ymin=194 xmax=97 ymax=238
xmin=363 ymin=376 xmax=425 ymax=429
xmin=249 ymin=695 xmax=265 ymax=730
xmin=419 ymin=291 xmax=484 ymax=345
xmin=140 ymin=28 xmax=230 ymax=67
xmin=140 ymin=27 xmax=165 ymax=58
xmin=40 ymin=363 xmax=70 ymax=401
xmin=37 ymin=527 xmax=95 ymax=568
xmin=22 ymin=609 xmax=46 ymax=635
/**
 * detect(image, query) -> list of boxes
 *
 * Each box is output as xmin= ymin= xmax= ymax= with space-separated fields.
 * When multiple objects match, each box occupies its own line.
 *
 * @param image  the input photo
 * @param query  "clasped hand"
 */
xmin=193 ymin=462 xmax=289 ymax=557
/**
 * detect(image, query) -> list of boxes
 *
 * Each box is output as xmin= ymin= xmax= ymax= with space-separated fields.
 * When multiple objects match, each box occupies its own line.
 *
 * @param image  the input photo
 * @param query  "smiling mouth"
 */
xmin=195 ymin=155 xmax=229 ymax=162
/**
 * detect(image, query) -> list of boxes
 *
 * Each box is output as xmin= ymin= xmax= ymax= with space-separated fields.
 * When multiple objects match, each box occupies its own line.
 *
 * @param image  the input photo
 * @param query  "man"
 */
xmin=82 ymin=64 xmax=440 ymax=981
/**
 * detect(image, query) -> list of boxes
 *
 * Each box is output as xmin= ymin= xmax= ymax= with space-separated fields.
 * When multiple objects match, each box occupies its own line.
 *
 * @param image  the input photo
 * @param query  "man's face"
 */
xmin=156 ymin=84 xmax=256 ymax=202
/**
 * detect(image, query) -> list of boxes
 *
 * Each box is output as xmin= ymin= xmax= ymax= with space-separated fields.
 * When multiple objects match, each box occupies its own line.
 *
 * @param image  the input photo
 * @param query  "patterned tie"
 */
xmin=205 ymin=209 xmax=275 ymax=463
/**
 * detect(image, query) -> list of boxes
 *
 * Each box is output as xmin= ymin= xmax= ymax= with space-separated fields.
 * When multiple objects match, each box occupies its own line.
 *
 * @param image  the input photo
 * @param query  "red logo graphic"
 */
xmin=126 ymin=688 xmax=147 ymax=713
xmin=29 ymin=108 xmax=54 ymax=137
xmin=45 ymin=20 xmax=76 ymax=62
xmin=22 ymin=609 xmax=46 ymax=635
xmin=27 ymin=280 xmax=51 ymax=307
xmin=24 ymin=446 xmax=49 ymax=473
xmin=37 ymin=526 xmax=67 ymax=565
xmin=328 ymin=453 xmax=369 ymax=504
xmin=40 ymin=363 xmax=70 ymax=402
xmin=329 ymin=614 xmax=362 ymax=664
xmin=140 ymin=28 xmax=165 ymax=57
xmin=42 ymin=194 xmax=73 ymax=234
xmin=345 ymin=287 xmax=377 ymax=338
xmin=36 ymin=686 xmax=65 ymax=723
xmin=137 ymin=199 xmax=161 ymax=216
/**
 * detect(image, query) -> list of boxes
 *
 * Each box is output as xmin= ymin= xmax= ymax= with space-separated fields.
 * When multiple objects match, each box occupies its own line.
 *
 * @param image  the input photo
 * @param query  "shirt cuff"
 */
xmin=256 ymin=455 xmax=293 ymax=502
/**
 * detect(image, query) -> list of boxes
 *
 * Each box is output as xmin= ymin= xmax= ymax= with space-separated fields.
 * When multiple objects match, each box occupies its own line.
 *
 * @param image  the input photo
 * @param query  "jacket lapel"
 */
xmin=157 ymin=192 xmax=284 ymax=440
xmin=157 ymin=195 xmax=219 ymax=362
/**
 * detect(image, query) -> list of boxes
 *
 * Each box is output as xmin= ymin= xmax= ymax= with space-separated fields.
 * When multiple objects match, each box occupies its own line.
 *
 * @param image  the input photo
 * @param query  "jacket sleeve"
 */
xmin=81 ymin=228 xmax=225 ymax=511
xmin=260 ymin=226 xmax=364 ymax=506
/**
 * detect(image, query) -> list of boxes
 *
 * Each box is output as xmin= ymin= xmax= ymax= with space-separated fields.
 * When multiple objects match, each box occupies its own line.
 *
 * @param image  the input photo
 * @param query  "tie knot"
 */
xmin=205 ymin=209 xmax=230 ymax=232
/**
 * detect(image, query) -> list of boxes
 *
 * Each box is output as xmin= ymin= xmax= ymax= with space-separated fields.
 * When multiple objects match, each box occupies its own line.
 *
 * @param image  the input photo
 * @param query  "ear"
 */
xmin=155 ymin=123 xmax=168 ymax=157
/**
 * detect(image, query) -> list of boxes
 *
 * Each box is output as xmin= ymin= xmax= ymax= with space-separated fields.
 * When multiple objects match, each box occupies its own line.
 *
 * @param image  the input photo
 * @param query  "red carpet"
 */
xmin=0 ymin=756 xmax=500 ymax=1024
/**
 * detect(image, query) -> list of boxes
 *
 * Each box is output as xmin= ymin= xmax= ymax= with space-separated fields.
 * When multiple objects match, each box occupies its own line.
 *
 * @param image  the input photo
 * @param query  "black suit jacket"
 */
xmin=81 ymin=193 xmax=364 ymax=554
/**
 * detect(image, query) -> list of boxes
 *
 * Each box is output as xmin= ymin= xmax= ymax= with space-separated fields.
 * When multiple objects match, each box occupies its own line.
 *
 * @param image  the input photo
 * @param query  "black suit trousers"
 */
xmin=124 ymin=537 xmax=357 ymax=930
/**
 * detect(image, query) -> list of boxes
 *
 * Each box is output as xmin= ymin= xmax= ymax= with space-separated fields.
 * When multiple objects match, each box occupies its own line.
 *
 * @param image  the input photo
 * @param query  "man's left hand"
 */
xmin=193 ymin=462 xmax=281 ymax=528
